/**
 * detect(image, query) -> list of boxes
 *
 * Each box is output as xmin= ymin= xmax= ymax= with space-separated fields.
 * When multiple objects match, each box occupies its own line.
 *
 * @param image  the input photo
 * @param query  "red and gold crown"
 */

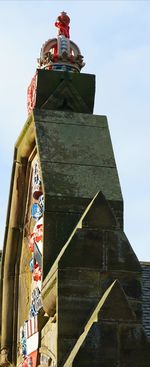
xmin=37 ymin=11 xmax=85 ymax=73
xmin=27 ymin=12 xmax=85 ymax=115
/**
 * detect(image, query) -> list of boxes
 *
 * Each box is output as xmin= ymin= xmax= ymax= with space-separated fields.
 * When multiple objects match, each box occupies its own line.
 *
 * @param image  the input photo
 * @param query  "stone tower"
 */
xmin=1 ymin=12 xmax=150 ymax=367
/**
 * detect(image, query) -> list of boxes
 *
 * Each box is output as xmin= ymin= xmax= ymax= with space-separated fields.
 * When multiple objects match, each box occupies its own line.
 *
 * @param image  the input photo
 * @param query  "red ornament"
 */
xmin=55 ymin=11 xmax=70 ymax=38
xmin=29 ymin=222 xmax=43 ymax=253
xmin=22 ymin=358 xmax=28 ymax=367
xmin=27 ymin=72 xmax=37 ymax=115
xmin=34 ymin=223 xmax=43 ymax=243
xmin=33 ymin=263 xmax=42 ymax=282
xmin=33 ymin=190 xmax=43 ymax=201
xmin=29 ymin=233 xmax=35 ymax=253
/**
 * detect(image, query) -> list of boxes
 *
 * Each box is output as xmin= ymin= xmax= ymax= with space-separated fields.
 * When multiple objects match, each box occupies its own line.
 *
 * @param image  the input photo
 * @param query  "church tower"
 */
xmin=1 ymin=12 xmax=150 ymax=367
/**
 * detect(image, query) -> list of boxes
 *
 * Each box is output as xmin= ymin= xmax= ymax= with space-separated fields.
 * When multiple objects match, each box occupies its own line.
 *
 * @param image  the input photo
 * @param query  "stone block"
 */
xmin=41 ymin=162 xmax=121 ymax=201
xmin=106 ymin=230 xmax=142 ymax=272
xmin=58 ymin=269 xmax=101 ymax=298
xmin=59 ymin=229 xmax=104 ymax=269
xmin=35 ymin=118 xmax=115 ymax=167
xmin=73 ymin=322 xmax=118 ymax=367
xmin=43 ymin=211 xmax=80 ymax=277
xmin=119 ymin=324 xmax=150 ymax=366
xmin=35 ymin=70 xmax=95 ymax=113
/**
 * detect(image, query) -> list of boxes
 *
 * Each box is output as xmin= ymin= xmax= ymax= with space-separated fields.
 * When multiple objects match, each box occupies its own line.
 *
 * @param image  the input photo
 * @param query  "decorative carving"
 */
xmin=41 ymin=79 xmax=90 ymax=113
xmin=0 ymin=349 xmax=12 ymax=367
xmin=38 ymin=37 xmax=85 ymax=73
xmin=32 ymin=160 xmax=42 ymax=192
xmin=19 ymin=157 xmax=44 ymax=367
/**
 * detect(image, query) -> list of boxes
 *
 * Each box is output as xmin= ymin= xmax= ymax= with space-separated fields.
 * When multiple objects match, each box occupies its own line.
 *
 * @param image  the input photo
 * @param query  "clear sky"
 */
xmin=0 ymin=0 xmax=150 ymax=261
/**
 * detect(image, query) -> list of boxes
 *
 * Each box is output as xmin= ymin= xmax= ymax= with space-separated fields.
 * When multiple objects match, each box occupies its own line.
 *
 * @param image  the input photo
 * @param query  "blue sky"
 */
xmin=0 ymin=0 xmax=150 ymax=260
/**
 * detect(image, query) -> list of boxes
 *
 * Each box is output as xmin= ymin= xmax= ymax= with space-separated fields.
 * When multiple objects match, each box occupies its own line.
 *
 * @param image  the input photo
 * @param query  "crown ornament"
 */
xmin=37 ymin=11 xmax=85 ymax=73
xmin=27 ymin=12 xmax=85 ymax=115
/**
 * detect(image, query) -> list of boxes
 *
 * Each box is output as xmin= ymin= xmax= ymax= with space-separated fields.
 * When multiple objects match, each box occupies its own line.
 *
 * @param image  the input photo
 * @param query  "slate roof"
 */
xmin=141 ymin=262 xmax=150 ymax=340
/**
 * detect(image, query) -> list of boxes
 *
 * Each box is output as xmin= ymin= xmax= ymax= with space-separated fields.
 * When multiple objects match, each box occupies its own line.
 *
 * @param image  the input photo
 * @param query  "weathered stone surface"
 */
xmin=17 ymin=237 xmax=32 ymax=331
xmin=41 ymin=317 xmax=57 ymax=363
xmin=58 ymin=269 xmax=101 ymax=298
xmin=31 ymin=109 xmax=123 ymax=287
xmin=35 ymin=70 xmax=95 ymax=114
xmin=73 ymin=322 xmax=118 ymax=367
xmin=100 ymin=272 xmax=142 ymax=320
xmin=100 ymin=272 xmax=142 ymax=300
xmin=33 ymin=109 xmax=123 ymax=279
xmin=59 ymin=229 xmax=104 ymax=269
xmin=119 ymin=324 xmax=150 ymax=367
xmin=41 ymin=79 xmax=92 ymax=114
xmin=2 ymin=65 xmax=148 ymax=367
xmin=98 ymin=280 xmax=136 ymax=322
xmin=34 ymin=109 xmax=106 ymax=126
xmin=82 ymin=191 xmax=119 ymax=229
xmin=41 ymin=162 xmax=121 ymax=200
xmin=41 ymin=271 xmax=56 ymax=317
xmin=34 ymin=110 xmax=122 ymax=202
xmin=54 ymin=192 xmax=144 ymax=365
xmin=43 ymin=211 xmax=80 ymax=276
xmin=63 ymin=281 xmax=150 ymax=367
xmin=105 ymin=230 xmax=141 ymax=272
xmin=44 ymin=195 xmax=90 ymax=213
xmin=56 ymin=191 xmax=142 ymax=299
xmin=35 ymin=119 xmax=115 ymax=167
xmin=73 ymin=321 xmax=150 ymax=367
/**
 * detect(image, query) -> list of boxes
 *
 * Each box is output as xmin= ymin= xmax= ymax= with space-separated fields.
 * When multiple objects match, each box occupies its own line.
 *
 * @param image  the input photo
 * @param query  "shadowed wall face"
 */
xmin=55 ymin=193 xmax=142 ymax=365
xmin=33 ymin=83 xmax=123 ymax=278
